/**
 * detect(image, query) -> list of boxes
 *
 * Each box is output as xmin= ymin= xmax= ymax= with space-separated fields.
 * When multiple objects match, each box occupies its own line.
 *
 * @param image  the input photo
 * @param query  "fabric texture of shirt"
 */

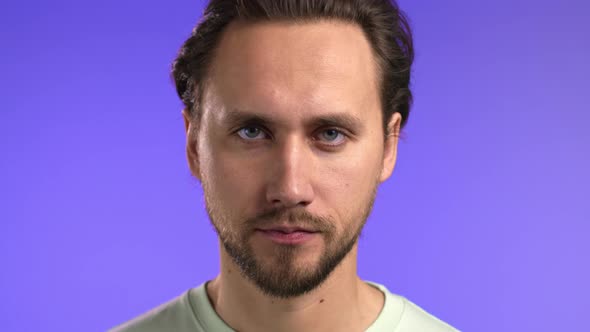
xmin=110 ymin=281 xmax=459 ymax=332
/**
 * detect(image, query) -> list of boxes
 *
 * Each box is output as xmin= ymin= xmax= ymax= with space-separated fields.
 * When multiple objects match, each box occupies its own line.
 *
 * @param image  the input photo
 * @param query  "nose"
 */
xmin=265 ymin=137 xmax=315 ymax=209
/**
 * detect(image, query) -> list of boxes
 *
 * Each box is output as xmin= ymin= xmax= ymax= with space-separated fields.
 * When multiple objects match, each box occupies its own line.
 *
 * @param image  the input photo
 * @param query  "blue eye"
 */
xmin=237 ymin=127 xmax=267 ymax=140
xmin=321 ymin=129 xmax=340 ymax=141
xmin=318 ymin=129 xmax=346 ymax=145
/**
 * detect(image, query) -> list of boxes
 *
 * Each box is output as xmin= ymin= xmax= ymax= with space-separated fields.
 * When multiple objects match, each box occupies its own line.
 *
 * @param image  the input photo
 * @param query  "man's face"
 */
xmin=185 ymin=20 xmax=400 ymax=298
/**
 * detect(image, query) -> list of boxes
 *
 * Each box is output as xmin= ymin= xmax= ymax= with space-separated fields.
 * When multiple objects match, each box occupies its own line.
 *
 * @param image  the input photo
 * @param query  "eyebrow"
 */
xmin=222 ymin=109 xmax=364 ymax=133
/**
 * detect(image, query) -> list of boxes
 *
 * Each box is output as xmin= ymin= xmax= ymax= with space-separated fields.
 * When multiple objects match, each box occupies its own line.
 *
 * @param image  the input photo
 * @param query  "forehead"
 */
xmin=205 ymin=20 xmax=381 ymax=124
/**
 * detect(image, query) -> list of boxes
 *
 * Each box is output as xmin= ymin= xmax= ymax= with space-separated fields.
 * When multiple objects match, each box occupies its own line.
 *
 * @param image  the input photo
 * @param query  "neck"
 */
xmin=206 ymin=242 xmax=384 ymax=332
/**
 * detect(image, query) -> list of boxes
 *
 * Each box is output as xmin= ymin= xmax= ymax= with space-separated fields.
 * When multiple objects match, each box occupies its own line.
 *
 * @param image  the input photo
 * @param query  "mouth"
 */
xmin=255 ymin=226 xmax=319 ymax=245
xmin=256 ymin=226 xmax=318 ymax=234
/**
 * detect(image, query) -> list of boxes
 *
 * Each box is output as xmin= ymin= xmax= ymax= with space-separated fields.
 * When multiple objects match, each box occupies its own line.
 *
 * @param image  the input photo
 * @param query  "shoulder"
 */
xmin=394 ymin=294 xmax=459 ymax=332
xmin=108 ymin=290 xmax=202 ymax=332
xmin=366 ymin=281 xmax=459 ymax=332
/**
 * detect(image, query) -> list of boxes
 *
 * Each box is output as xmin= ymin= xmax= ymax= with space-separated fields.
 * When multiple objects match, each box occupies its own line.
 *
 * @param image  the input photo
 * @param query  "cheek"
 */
xmin=316 ymin=145 xmax=382 ymax=219
xmin=200 ymin=146 xmax=265 ymax=216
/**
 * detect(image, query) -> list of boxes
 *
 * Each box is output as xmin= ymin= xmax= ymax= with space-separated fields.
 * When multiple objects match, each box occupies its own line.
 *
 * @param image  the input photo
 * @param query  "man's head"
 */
xmin=173 ymin=0 xmax=413 ymax=299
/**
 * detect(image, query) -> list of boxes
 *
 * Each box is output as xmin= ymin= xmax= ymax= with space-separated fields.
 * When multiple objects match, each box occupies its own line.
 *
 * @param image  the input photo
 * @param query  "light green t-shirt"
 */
xmin=110 ymin=281 xmax=458 ymax=332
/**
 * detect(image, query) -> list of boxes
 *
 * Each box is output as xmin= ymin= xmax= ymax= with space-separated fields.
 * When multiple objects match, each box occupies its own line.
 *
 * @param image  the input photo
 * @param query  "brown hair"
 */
xmin=172 ymin=0 xmax=414 ymax=132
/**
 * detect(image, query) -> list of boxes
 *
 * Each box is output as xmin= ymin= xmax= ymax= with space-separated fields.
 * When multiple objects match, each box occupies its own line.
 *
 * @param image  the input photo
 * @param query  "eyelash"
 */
xmin=235 ymin=126 xmax=348 ymax=147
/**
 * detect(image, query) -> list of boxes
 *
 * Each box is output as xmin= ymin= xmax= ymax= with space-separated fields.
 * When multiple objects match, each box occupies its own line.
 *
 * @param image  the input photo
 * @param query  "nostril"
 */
xmin=266 ymin=181 xmax=315 ymax=208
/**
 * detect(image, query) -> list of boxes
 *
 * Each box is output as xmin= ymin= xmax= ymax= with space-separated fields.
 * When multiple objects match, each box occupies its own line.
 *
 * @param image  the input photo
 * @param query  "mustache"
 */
xmin=245 ymin=207 xmax=335 ymax=233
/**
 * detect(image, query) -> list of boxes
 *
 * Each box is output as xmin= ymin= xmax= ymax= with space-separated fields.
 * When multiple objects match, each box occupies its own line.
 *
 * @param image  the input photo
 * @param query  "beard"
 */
xmin=203 ymin=182 xmax=378 ymax=299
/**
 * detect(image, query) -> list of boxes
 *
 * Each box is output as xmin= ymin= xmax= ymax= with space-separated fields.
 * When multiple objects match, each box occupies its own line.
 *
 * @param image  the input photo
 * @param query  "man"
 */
xmin=112 ymin=0 xmax=458 ymax=331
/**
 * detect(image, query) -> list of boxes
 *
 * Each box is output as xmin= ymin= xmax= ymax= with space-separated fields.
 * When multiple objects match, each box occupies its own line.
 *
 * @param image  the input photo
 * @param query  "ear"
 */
xmin=183 ymin=109 xmax=201 ymax=181
xmin=379 ymin=112 xmax=402 ymax=182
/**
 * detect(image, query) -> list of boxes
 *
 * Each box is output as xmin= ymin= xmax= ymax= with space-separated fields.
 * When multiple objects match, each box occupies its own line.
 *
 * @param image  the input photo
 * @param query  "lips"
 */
xmin=257 ymin=225 xmax=317 ymax=233
xmin=257 ymin=228 xmax=319 ymax=246
xmin=255 ymin=227 xmax=319 ymax=245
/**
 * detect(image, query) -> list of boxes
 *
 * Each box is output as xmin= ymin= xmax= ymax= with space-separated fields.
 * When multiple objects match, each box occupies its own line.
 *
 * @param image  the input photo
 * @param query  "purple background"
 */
xmin=1 ymin=0 xmax=588 ymax=331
